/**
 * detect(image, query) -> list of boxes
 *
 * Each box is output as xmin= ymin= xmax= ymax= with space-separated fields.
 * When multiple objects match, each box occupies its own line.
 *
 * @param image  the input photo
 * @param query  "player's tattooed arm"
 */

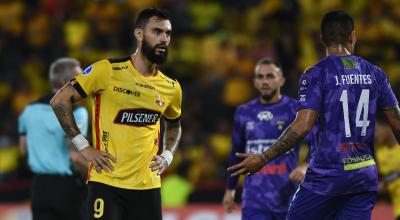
xmin=260 ymin=127 xmax=303 ymax=162
xmin=260 ymin=109 xmax=318 ymax=163
xmin=383 ymin=105 xmax=400 ymax=143
xmin=227 ymin=109 xmax=318 ymax=177
xmin=50 ymin=82 xmax=85 ymax=138
xmin=163 ymin=119 xmax=182 ymax=153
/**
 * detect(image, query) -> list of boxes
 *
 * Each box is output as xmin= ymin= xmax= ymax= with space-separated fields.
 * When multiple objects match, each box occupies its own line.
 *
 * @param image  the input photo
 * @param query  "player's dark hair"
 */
xmin=256 ymin=57 xmax=283 ymax=76
xmin=321 ymin=10 xmax=354 ymax=46
xmin=135 ymin=8 xmax=170 ymax=29
xmin=49 ymin=58 xmax=80 ymax=89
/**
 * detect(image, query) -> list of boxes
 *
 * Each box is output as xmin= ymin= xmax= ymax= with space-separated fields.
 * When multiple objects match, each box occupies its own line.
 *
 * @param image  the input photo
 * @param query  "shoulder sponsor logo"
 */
xmin=166 ymin=79 xmax=175 ymax=87
xmin=257 ymin=111 xmax=273 ymax=121
xmin=113 ymin=86 xmax=140 ymax=97
xmin=83 ymin=65 xmax=93 ymax=75
xmin=112 ymin=66 xmax=128 ymax=71
xmin=114 ymin=108 xmax=161 ymax=126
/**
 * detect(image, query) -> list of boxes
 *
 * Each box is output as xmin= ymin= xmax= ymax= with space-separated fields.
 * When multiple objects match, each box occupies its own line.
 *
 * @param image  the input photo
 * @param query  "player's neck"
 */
xmin=260 ymin=94 xmax=281 ymax=104
xmin=131 ymin=52 xmax=157 ymax=77
xmin=326 ymin=44 xmax=352 ymax=57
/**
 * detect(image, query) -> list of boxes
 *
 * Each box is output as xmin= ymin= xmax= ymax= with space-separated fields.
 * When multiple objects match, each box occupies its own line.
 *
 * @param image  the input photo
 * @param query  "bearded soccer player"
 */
xmin=50 ymin=8 xmax=182 ymax=220
xmin=228 ymin=10 xmax=400 ymax=219
xmin=223 ymin=58 xmax=309 ymax=220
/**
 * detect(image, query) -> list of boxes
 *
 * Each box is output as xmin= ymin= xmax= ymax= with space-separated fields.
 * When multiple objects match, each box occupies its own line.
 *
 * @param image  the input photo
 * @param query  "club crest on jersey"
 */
xmin=276 ymin=120 xmax=286 ymax=130
xmin=83 ymin=65 xmax=93 ymax=75
xmin=155 ymin=94 xmax=165 ymax=107
xmin=257 ymin=111 xmax=273 ymax=121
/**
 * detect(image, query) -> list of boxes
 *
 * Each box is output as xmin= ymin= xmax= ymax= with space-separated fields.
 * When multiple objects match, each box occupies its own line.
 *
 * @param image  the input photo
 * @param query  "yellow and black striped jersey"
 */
xmin=72 ymin=56 xmax=182 ymax=190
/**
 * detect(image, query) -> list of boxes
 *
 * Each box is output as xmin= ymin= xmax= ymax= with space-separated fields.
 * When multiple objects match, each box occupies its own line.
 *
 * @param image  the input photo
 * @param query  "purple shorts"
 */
xmin=287 ymin=186 xmax=377 ymax=220
xmin=242 ymin=207 xmax=286 ymax=220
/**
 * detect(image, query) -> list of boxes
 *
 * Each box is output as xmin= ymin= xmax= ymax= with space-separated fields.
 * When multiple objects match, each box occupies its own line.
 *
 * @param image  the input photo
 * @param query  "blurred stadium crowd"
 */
xmin=1 ymin=0 xmax=400 ymax=207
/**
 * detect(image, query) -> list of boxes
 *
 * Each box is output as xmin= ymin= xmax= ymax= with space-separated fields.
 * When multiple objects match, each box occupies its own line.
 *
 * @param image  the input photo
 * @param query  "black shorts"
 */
xmin=31 ymin=174 xmax=86 ymax=220
xmin=87 ymin=181 xmax=162 ymax=220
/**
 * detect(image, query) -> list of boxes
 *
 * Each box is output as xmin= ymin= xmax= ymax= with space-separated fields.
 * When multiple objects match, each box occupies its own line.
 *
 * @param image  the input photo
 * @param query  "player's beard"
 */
xmin=141 ymin=38 xmax=168 ymax=64
xmin=261 ymin=89 xmax=277 ymax=102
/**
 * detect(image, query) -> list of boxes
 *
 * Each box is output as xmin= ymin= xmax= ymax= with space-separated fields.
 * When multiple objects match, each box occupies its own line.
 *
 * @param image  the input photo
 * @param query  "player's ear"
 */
xmin=134 ymin=28 xmax=143 ymax=42
xmin=349 ymin=30 xmax=356 ymax=45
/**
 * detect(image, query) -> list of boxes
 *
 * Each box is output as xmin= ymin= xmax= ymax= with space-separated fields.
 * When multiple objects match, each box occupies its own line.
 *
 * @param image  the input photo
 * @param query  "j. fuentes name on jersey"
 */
xmin=335 ymin=74 xmax=372 ymax=85
xmin=114 ymin=109 xmax=161 ymax=126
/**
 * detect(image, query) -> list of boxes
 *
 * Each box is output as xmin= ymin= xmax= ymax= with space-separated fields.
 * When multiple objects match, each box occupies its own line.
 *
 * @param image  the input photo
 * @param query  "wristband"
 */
xmin=71 ymin=134 xmax=89 ymax=151
xmin=161 ymin=149 xmax=173 ymax=166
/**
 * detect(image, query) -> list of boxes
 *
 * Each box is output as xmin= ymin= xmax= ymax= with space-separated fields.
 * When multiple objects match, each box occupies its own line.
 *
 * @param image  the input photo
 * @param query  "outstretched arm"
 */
xmin=50 ymin=82 xmax=116 ymax=173
xmin=149 ymin=119 xmax=182 ymax=175
xmin=227 ymin=109 xmax=318 ymax=176
xmin=383 ymin=105 xmax=400 ymax=143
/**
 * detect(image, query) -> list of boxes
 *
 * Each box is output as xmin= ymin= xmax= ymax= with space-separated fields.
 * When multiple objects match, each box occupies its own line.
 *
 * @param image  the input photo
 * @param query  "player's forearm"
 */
xmin=50 ymin=84 xmax=81 ymax=138
xmin=384 ymin=105 xmax=400 ymax=144
xmin=163 ymin=120 xmax=182 ymax=153
xmin=261 ymin=121 xmax=310 ymax=163
xmin=391 ymin=106 xmax=400 ymax=143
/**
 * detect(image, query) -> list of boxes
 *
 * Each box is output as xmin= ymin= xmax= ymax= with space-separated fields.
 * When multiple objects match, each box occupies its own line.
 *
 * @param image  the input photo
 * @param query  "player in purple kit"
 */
xmin=228 ymin=10 xmax=400 ymax=219
xmin=223 ymin=58 xmax=308 ymax=220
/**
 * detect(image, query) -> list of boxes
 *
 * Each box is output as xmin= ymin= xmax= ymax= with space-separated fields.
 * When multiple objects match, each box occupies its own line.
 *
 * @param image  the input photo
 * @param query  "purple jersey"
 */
xmin=227 ymin=96 xmax=300 ymax=212
xmin=297 ymin=55 xmax=398 ymax=195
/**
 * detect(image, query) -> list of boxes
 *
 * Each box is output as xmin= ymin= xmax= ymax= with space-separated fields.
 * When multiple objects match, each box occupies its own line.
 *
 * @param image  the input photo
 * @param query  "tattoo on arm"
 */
xmin=163 ymin=120 xmax=182 ymax=153
xmin=51 ymin=84 xmax=82 ymax=138
xmin=262 ymin=127 xmax=303 ymax=162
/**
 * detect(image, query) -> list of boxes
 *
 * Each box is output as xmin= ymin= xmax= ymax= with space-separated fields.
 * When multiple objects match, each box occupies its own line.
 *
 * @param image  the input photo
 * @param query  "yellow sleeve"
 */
xmin=73 ymin=60 xmax=112 ymax=97
xmin=164 ymin=80 xmax=182 ymax=120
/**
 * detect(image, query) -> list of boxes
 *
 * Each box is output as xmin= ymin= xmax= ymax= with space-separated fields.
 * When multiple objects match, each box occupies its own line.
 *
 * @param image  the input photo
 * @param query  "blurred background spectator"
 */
xmin=0 ymin=0 xmax=399 ymax=217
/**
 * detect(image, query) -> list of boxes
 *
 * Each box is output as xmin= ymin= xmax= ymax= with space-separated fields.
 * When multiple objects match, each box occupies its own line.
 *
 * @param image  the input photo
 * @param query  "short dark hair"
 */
xmin=256 ymin=57 xmax=283 ymax=76
xmin=135 ymin=8 xmax=170 ymax=29
xmin=321 ymin=10 xmax=354 ymax=46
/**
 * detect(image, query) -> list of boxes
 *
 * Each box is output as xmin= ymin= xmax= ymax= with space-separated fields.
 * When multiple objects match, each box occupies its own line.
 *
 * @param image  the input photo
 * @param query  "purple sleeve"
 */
xmin=226 ymin=107 xmax=245 ymax=189
xmin=378 ymin=70 xmax=398 ymax=109
xmin=296 ymin=67 xmax=323 ymax=112
xmin=302 ymin=127 xmax=315 ymax=163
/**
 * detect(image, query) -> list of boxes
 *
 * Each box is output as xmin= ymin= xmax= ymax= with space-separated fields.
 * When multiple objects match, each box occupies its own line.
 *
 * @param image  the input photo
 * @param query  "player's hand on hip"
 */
xmin=80 ymin=147 xmax=117 ymax=173
xmin=289 ymin=165 xmax=307 ymax=183
xmin=227 ymin=153 xmax=264 ymax=177
xmin=150 ymin=155 xmax=168 ymax=175
xmin=222 ymin=189 xmax=236 ymax=213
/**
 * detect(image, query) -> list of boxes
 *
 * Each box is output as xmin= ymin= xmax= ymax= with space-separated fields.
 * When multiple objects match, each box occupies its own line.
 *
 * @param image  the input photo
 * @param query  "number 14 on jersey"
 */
xmin=339 ymin=89 xmax=370 ymax=137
